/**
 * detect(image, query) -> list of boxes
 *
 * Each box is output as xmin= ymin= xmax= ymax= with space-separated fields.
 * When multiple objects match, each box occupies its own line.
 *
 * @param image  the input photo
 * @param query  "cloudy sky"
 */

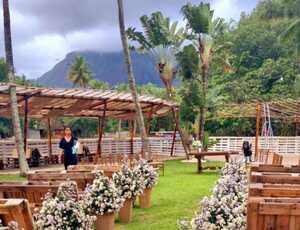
xmin=0 ymin=0 xmax=258 ymax=79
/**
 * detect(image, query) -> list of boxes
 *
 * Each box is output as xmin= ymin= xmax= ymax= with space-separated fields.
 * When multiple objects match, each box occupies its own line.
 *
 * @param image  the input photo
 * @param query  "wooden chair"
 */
xmin=0 ymin=199 xmax=34 ymax=230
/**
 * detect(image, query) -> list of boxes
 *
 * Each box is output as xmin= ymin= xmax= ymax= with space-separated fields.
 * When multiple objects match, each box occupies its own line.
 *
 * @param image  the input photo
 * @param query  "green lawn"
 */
xmin=0 ymin=160 xmax=222 ymax=230
xmin=116 ymin=160 xmax=222 ymax=230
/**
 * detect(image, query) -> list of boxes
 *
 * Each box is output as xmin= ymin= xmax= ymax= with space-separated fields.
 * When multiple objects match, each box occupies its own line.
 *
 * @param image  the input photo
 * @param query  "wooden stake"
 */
xmin=23 ymin=97 xmax=28 ymax=153
xmin=47 ymin=117 xmax=52 ymax=158
xmin=95 ymin=101 xmax=107 ymax=163
xmin=294 ymin=122 xmax=299 ymax=136
xmin=255 ymin=103 xmax=262 ymax=161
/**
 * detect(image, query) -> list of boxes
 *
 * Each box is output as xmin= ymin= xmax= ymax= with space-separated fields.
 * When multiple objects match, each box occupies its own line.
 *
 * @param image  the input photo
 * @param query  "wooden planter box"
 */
xmin=249 ymin=183 xmax=300 ymax=198
xmin=247 ymin=197 xmax=300 ymax=230
xmin=250 ymin=172 xmax=300 ymax=184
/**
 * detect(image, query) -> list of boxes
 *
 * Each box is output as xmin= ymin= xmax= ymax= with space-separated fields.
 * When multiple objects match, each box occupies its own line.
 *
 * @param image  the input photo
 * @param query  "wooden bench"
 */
xmin=0 ymin=182 xmax=59 ymax=208
xmin=0 ymin=199 xmax=34 ymax=230
xmin=251 ymin=172 xmax=300 ymax=184
xmin=249 ymin=183 xmax=300 ymax=198
xmin=247 ymin=197 xmax=300 ymax=230
xmin=250 ymin=163 xmax=300 ymax=173
xmin=27 ymin=171 xmax=95 ymax=190
xmin=68 ymin=164 xmax=120 ymax=178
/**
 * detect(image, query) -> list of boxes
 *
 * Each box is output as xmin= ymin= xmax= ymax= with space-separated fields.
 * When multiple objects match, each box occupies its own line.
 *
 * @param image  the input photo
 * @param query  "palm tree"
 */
xmin=127 ymin=12 xmax=186 ymax=97
xmin=127 ymin=12 xmax=192 ymax=158
xmin=2 ymin=0 xmax=29 ymax=175
xmin=117 ymin=0 xmax=150 ymax=158
xmin=67 ymin=56 xmax=92 ymax=88
xmin=181 ymin=2 xmax=222 ymax=145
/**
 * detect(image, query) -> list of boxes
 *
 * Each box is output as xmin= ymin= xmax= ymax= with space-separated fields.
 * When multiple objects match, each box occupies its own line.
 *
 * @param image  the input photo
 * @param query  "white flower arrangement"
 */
xmin=83 ymin=171 xmax=124 ymax=216
xmin=179 ymin=159 xmax=248 ymax=230
xmin=112 ymin=163 xmax=144 ymax=200
xmin=36 ymin=181 xmax=95 ymax=230
xmin=0 ymin=220 xmax=19 ymax=230
xmin=192 ymin=140 xmax=202 ymax=149
xmin=134 ymin=159 xmax=159 ymax=189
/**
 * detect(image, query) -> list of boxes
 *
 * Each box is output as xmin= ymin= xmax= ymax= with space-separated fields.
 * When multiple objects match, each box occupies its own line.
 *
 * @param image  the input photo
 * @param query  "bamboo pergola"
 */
xmin=212 ymin=99 xmax=300 ymax=159
xmin=0 ymin=83 xmax=179 ymax=159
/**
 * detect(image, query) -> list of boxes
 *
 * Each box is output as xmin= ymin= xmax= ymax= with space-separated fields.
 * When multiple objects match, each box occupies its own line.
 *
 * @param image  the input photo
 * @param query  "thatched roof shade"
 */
xmin=212 ymin=99 xmax=300 ymax=121
xmin=0 ymin=84 xmax=177 ymax=120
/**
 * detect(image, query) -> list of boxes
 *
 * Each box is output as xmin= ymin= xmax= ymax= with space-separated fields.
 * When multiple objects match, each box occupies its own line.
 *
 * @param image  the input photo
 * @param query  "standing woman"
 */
xmin=59 ymin=127 xmax=78 ymax=170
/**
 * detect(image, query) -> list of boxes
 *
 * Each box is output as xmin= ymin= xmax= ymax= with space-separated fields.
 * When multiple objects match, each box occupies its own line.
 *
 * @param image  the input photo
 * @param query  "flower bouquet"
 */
xmin=83 ymin=171 xmax=124 ymax=230
xmin=134 ymin=159 xmax=159 ymax=208
xmin=36 ymin=181 xmax=95 ymax=230
xmin=112 ymin=163 xmax=144 ymax=223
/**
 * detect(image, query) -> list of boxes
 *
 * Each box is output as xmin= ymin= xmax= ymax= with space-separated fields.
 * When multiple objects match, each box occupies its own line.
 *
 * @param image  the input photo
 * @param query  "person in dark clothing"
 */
xmin=59 ymin=127 xmax=78 ymax=170
xmin=242 ymin=141 xmax=252 ymax=163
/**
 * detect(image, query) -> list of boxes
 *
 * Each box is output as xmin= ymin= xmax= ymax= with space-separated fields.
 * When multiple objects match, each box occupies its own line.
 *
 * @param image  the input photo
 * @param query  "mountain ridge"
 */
xmin=37 ymin=50 xmax=162 ymax=88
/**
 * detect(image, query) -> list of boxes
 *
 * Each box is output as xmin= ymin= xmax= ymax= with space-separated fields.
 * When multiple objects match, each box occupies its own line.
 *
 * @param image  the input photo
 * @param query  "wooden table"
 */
xmin=189 ymin=151 xmax=239 ymax=173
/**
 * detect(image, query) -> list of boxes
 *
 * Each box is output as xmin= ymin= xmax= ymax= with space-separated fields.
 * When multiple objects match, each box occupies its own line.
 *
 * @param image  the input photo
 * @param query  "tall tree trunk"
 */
xmin=159 ymin=69 xmax=190 ymax=159
xmin=198 ymin=36 xmax=208 ymax=146
xmin=117 ymin=0 xmax=150 ymax=159
xmin=2 ymin=0 xmax=29 ymax=175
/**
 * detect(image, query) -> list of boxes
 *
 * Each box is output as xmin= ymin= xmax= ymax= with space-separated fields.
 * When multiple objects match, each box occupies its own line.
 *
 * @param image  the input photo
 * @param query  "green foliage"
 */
xmin=0 ymin=58 xmax=8 ymax=82
xmin=89 ymin=79 xmax=110 ymax=90
xmin=68 ymin=56 xmax=93 ymax=88
xmin=127 ymin=11 xmax=186 ymax=51
xmin=176 ymin=45 xmax=199 ymax=80
xmin=181 ymin=2 xmax=214 ymax=35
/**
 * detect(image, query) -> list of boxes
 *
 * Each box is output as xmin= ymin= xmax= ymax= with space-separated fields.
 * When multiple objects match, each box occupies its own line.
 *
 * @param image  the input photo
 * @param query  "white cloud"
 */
xmin=0 ymin=0 xmax=257 ymax=79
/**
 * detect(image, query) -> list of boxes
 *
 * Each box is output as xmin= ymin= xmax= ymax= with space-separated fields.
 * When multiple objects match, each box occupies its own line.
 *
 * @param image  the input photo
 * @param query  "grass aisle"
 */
xmin=116 ymin=160 xmax=222 ymax=230
xmin=0 ymin=160 xmax=222 ymax=230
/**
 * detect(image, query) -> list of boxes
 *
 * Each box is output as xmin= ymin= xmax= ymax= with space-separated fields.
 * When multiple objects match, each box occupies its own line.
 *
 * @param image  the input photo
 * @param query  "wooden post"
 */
xmin=294 ymin=122 xmax=299 ymax=136
xmin=95 ymin=101 xmax=107 ymax=163
xmin=47 ymin=117 xmax=52 ymax=159
xmin=130 ymin=120 xmax=135 ymax=154
xmin=23 ymin=97 xmax=28 ymax=153
xmin=170 ymin=123 xmax=177 ymax=157
xmin=146 ymin=106 xmax=154 ymax=135
xmin=171 ymin=107 xmax=190 ymax=159
xmin=255 ymin=103 xmax=262 ymax=161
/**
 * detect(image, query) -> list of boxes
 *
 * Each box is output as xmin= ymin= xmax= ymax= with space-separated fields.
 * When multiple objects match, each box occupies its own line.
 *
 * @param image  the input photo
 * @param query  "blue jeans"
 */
xmin=244 ymin=156 xmax=252 ymax=163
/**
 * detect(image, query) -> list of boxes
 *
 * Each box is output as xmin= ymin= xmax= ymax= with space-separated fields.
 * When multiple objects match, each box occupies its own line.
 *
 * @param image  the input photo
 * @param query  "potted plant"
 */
xmin=83 ymin=171 xmax=124 ymax=230
xmin=36 ymin=181 xmax=95 ymax=230
xmin=134 ymin=160 xmax=159 ymax=209
xmin=112 ymin=163 xmax=144 ymax=223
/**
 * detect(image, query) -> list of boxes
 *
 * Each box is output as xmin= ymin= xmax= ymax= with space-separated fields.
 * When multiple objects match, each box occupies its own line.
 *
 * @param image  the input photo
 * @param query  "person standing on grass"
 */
xmin=242 ymin=141 xmax=252 ymax=164
xmin=59 ymin=127 xmax=79 ymax=170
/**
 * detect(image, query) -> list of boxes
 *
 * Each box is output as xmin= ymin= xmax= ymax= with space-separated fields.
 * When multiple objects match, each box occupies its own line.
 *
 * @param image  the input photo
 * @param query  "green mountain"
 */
xmin=38 ymin=51 xmax=162 ymax=88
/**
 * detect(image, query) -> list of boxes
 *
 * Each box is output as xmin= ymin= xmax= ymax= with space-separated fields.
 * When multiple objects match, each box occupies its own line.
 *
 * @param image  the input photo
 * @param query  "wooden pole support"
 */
xmin=255 ymin=103 xmax=262 ymax=161
xmin=130 ymin=120 xmax=135 ymax=155
xmin=95 ymin=101 xmax=107 ymax=163
xmin=170 ymin=123 xmax=177 ymax=157
xmin=23 ymin=97 xmax=28 ymax=153
xmin=47 ymin=117 xmax=52 ymax=160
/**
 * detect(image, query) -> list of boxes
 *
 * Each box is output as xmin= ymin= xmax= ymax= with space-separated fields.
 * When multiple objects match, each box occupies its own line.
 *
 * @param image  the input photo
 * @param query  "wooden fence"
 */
xmin=0 ymin=136 xmax=185 ymax=162
xmin=209 ymin=136 xmax=300 ymax=155
xmin=0 ymin=136 xmax=299 ymax=163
